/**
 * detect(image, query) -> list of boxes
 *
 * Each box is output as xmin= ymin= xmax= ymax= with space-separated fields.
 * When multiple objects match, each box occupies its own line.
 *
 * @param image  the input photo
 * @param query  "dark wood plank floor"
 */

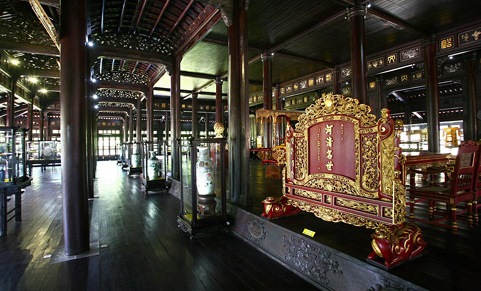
xmin=0 ymin=161 xmax=319 ymax=291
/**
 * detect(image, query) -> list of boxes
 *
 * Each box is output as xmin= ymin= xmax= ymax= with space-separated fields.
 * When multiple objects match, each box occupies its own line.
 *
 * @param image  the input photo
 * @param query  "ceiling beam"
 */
xmin=118 ymin=0 xmax=127 ymax=33
xmin=175 ymin=7 xmax=222 ymax=56
xmin=269 ymin=10 xmax=345 ymax=62
xmin=28 ymin=0 xmax=60 ymax=51
xmin=133 ymin=0 xmax=148 ymax=32
xmin=163 ymin=0 xmax=195 ymax=45
xmin=89 ymin=45 xmax=174 ymax=68
xmin=0 ymin=41 xmax=59 ymax=57
xmin=202 ymin=37 xmax=332 ymax=67
xmin=150 ymin=0 xmax=171 ymax=37
xmin=367 ymin=7 xmax=427 ymax=38
xmin=338 ymin=0 xmax=427 ymax=37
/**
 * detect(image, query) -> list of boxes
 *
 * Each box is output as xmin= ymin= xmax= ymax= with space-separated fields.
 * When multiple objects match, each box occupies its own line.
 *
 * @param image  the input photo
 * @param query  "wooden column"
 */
xmin=146 ymin=88 xmax=154 ymax=148
xmin=423 ymin=39 xmax=440 ymax=153
xmin=136 ymin=97 xmax=141 ymax=143
xmin=123 ymin=114 xmax=129 ymax=143
xmin=129 ymin=107 xmax=134 ymax=142
xmin=227 ymin=0 xmax=250 ymax=204
xmin=39 ymin=109 xmax=44 ymax=141
xmin=332 ymin=67 xmax=341 ymax=95
xmin=347 ymin=1 xmax=367 ymax=104
xmin=262 ymin=52 xmax=273 ymax=148
xmin=45 ymin=114 xmax=50 ymax=140
xmin=170 ymin=57 xmax=181 ymax=180
xmin=205 ymin=113 xmax=209 ymax=138
xmin=6 ymin=74 xmax=18 ymax=127
xmin=27 ymin=89 xmax=35 ymax=141
xmin=464 ymin=52 xmax=477 ymax=141
xmin=192 ymin=92 xmax=198 ymax=138
xmin=274 ymin=84 xmax=282 ymax=110
xmin=262 ymin=52 xmax=273 ymax=110
xmin=60 ymin=0 xmax=89 ymax=255
xmin=215 ymin=77 xmax=223 ymax=124
xmin=86 ymin=87 xmax=94 ymax=198
xmin=164 ymin=111 xmax=170 ymax=148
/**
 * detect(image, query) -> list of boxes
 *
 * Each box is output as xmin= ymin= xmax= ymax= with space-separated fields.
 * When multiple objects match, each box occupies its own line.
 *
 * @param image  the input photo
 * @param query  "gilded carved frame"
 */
xmin=284 ymin=94 xmax=405 ymax=229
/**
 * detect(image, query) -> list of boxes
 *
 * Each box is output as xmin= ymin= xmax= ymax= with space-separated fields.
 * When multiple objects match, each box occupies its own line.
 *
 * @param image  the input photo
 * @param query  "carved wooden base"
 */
xmin=198 ymin=194 xmax=216 ymax=217
xmin=366 ymin=223 xmax=427 ymax=270
xmin=261 ymin=196 xmax=301 ymax=219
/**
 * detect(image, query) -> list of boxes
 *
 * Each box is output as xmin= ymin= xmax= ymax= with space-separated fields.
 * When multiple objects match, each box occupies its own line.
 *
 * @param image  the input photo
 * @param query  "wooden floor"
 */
xmin=0 ymin=161 xmax=318 ymax=291
xmin=3 ymin=159 xmax=481 ymax=290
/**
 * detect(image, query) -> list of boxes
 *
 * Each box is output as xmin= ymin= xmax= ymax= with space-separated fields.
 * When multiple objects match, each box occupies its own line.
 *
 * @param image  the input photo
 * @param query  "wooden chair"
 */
xmin=409 ymin=140 xmax=479 ymax=231
xmin=472 ymin=143 xmax=481 ymax=224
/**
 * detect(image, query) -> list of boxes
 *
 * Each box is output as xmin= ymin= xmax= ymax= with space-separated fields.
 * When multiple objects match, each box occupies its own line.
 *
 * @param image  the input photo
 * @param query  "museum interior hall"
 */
xmin=1 ymin=0 xmax=481 ymax=290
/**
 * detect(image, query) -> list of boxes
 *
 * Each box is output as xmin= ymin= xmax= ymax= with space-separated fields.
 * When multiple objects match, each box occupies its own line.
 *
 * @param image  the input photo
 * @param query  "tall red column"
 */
xmin=192 ymin=92 xmax=198 ymax=138
xmin=464 ymin=53 xmax=477 ymax=141
xmin=6 ymin=74 xmax=18 ymax=127
xmin=215 ymin=77 xmax=223 ymax=124
xmin=347 ymin=0 xmax=367 ymax=104
xmin=146 ymin=88 xmax=154 ymax=149
xmin=60 ymin=0 xmax=89 ymax=255
xmin=227 ymin=0 xmax=250 ymax=204
xmin=423 ymin=39 xmax=440 ymax=153
xmin=170 ymin=57 xmax=181 ymax=180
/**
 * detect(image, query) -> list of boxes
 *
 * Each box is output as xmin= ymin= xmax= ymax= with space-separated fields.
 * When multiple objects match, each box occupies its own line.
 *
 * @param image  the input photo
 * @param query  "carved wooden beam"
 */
xmin=92 ymin=81 xmax=148 ymax=93
xmin=28 ymin=0 xmax=60 ymax=51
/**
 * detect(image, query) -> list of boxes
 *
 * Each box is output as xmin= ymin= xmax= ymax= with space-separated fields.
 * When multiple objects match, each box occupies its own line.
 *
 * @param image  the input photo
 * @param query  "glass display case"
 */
xmin=128 ymin=142 xmax=142 ymax=175
xmin=38 ymin=141 xmax=60 ymax=160
xmin=400 ymin=120 xmax=463 ymax=154
xmin=25 ymin=140 xmax=61 ymax=175
xmin=177 ymin=137 xmax=228 ymax=238
xmin=118 ymin=143 xmax=129 ymax=168
xmin=0 ymin=127 xmax=30 ymax=187
xmin=0 ymin=127 xmax=31 ymax=237
xmin=140 ymin=141 xmax=169 ymax=195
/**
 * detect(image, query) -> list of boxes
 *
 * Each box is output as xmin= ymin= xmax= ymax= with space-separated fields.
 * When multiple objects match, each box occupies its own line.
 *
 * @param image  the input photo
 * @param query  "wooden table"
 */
xmin=26 ymin=159 xmax=61 ymax=175
xmin=403 ymin=152 xmax=455 ymax=185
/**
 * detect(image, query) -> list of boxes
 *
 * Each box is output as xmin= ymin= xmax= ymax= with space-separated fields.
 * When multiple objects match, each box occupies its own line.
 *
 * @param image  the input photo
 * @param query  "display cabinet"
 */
xmin=128 ymin=142 xmax=142 ymax=175
xmin=118 ymin=143 xmax=129 ymax=168
xmin=0 ymin=127 xmax=31 ymax=236
xmin=177 ymin=137 xmax=228 ymax=238
xmin=25 ymin=140 xmax=61 ymax=175
xmin=0 ymin=127 xmax=30 ymax=186
xmin=140 ymin=141 xmax=169 ymax=195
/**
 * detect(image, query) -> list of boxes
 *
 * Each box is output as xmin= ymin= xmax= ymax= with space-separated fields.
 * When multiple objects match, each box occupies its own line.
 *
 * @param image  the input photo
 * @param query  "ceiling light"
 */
xmin=9 ymin=59 xmax=20 ymax=66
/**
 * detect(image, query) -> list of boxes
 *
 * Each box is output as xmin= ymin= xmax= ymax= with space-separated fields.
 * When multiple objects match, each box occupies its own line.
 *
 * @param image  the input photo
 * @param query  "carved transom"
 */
xmin=96 ymin=89 xmax=142 ymax=99
xmin=90 ymin=32 xmax=173 ymax=56
xmin=98 ymin=102 xmax=132 ymax=108
xmin=93 ymin=70 xmax=149 ymax=85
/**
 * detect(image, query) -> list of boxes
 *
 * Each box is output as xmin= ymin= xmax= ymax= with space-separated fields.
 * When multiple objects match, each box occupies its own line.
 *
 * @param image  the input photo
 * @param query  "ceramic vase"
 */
xmin=131 ymin=145 xmax=140 ymax=168
xmin=147 ymin=151 xmax=160 ymax=179
xmin=196 ymin=146 xmax=214 ymax=195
